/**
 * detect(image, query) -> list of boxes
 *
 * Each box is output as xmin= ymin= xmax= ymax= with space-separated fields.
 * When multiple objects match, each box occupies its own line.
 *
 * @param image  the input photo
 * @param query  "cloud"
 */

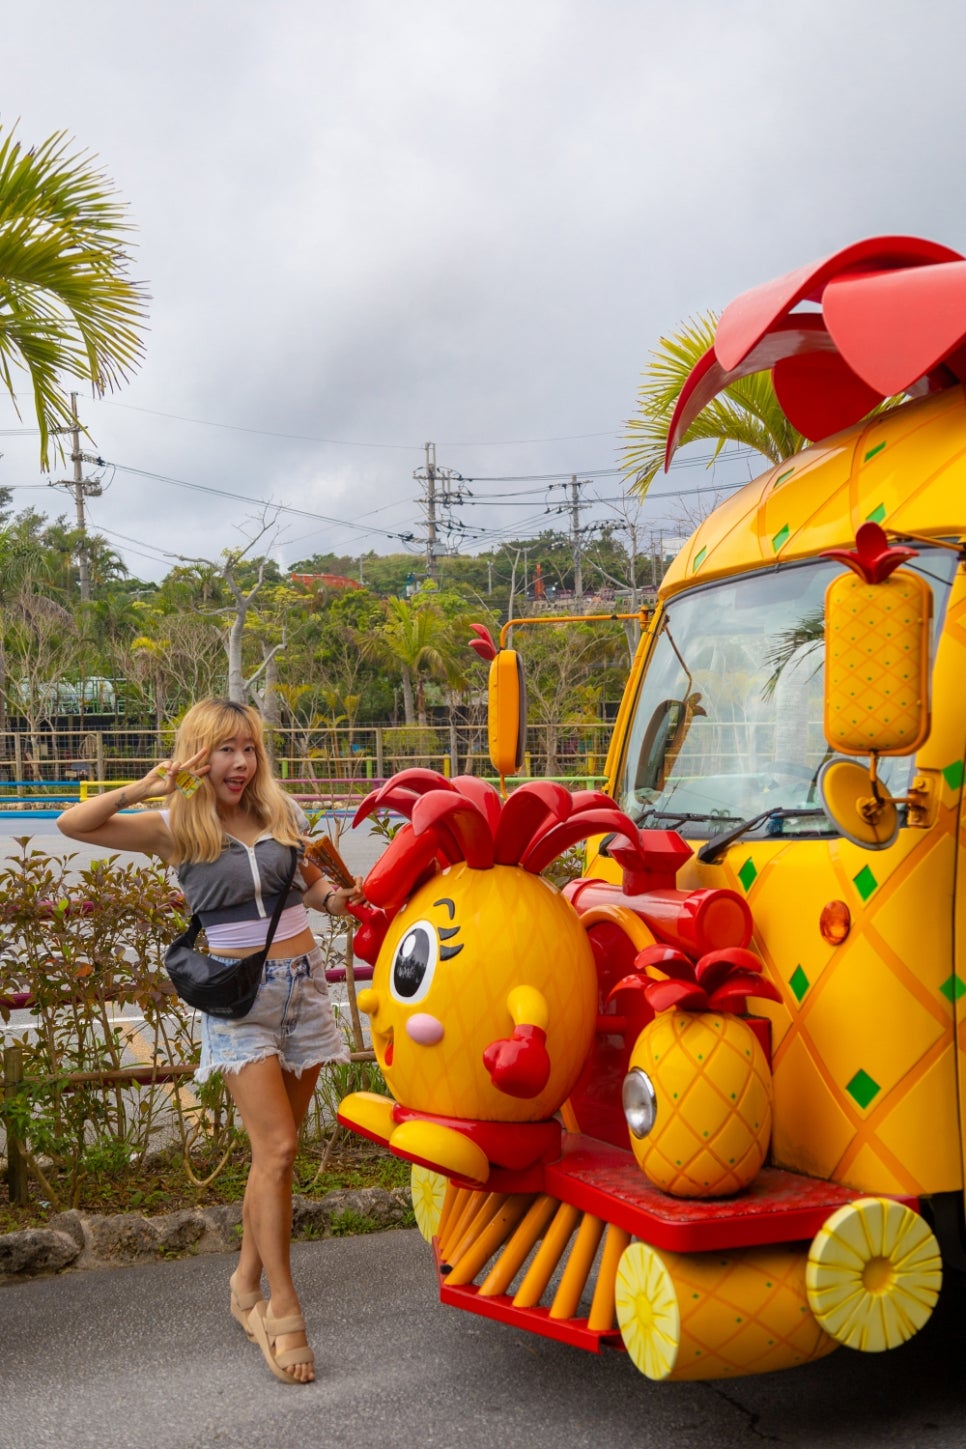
xmin=2 ymin=0 xmax=966 ymax=580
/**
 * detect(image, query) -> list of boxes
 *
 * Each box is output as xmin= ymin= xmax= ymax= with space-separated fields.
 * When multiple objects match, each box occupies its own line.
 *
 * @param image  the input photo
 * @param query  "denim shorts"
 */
xmin=196 ymin=945 xmax=350 ymax=1084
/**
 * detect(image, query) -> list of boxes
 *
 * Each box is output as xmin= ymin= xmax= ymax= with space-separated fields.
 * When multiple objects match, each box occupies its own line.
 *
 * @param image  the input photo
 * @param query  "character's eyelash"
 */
xmin=433 ymin=898 xmax=463 ymax=959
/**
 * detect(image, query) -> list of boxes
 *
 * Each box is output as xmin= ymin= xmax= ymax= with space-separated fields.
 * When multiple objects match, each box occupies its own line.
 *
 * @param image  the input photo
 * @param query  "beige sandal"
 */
xmin=250 ymin=1300 xmax=315 ymax=1384
xmin=229 ymin=1272 xmax=265 ymax=1341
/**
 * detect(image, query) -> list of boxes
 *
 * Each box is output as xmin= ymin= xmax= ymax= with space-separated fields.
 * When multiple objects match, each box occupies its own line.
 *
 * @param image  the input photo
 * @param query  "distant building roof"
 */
xmin=291 ymin=573 xmax=361 ymax=590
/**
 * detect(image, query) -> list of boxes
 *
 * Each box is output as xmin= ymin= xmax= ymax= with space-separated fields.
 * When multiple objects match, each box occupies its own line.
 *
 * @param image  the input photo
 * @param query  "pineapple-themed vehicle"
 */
xmin=338 ymin=235 xmax=966 ymax=1381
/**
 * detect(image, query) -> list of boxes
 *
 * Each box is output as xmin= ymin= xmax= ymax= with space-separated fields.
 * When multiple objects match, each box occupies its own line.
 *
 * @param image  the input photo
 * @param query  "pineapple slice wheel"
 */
xmin=614 ymin=1241 xmax=681 ymax=1380
xmin=410 ymin=1164 xmax=449 ymax=1243
xmin=806 ymin=1197 xmax=942 ymax=1351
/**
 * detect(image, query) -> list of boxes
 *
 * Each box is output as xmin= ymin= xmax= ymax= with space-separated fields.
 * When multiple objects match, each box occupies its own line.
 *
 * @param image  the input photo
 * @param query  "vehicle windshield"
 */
xmin=617 ymin=552 xmax=956 ymax=841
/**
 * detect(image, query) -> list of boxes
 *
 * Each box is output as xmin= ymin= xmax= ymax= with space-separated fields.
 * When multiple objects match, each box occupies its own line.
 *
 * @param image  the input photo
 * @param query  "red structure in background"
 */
xmin=290 ymin=573 xmax=361 ymax=590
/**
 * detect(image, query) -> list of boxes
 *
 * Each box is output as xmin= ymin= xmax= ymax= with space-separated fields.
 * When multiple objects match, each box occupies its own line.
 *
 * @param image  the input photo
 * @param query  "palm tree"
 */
xmin=620 ymin=312 xmax=803 ymax=501
xmin=368 ymin=592 xmax=467 ymax=727
xmin=0 ymin=124 xmax=148 ymax=468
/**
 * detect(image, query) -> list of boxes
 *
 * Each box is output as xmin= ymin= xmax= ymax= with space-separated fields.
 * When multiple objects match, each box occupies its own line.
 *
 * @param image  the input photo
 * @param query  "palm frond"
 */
xmin=620 ymin=309 xmax=804 ymax=500
xmin=0 ymin=123 xmax=149 ymax=467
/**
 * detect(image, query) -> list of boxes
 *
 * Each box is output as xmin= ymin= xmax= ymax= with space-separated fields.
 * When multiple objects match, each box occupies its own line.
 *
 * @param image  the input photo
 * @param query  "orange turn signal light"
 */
xmin=820 ymin=899 xmax=851 ymax=945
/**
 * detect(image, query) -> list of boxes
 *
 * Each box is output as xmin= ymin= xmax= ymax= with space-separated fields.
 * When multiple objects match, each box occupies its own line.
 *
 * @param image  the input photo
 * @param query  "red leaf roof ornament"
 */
xmin=665 ymin=235 xmax=966 ymax=467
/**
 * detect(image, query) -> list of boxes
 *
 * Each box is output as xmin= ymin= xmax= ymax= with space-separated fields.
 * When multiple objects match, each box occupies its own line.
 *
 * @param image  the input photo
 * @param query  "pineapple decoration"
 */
xmin=612 ymin=943 xmax=781 ymax=1198
xmin=338 ymin=768 xmax=640 ymax=1184
xmin=821 ymin=520 xmax=929 ymax=759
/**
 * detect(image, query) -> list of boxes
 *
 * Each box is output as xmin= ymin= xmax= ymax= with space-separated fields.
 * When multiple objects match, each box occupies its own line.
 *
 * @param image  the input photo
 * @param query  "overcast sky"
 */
xmin=3 ymin=0 xmax=966 ymax=585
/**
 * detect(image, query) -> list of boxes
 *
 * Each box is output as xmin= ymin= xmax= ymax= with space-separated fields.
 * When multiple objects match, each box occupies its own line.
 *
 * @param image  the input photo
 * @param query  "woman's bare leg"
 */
xmin=225 ymin=1056 xmax=322 ymax=1382
xmin=232 ymin=1064 xmax=320 ymax=1292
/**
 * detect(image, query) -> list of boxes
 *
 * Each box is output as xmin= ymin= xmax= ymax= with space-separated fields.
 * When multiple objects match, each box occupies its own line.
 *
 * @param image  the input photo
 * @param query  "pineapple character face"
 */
xmin=359 ymin=861 xmax=597 ymax=1122
xmin=623 ymin=1010 xmax=772 ymax=1198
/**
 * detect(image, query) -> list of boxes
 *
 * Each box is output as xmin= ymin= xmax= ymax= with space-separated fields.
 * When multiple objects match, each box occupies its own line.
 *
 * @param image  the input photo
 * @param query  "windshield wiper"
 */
xmin=697 ymin=807 xmax=827 ymax=863
xmin=630 ymin=806 xmax=722 ymax=829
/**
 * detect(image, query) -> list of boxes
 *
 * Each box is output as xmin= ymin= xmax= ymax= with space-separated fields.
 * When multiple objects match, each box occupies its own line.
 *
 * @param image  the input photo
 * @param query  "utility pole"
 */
xmin=413 ymin=441 xmax=465 ymax=583
xmin=570 ymin=475 xmax=584 ymax=606
xmin=424 ymin=441 xmax=438 ymax=579
xmin=52 ymin=393 xmax=104 ymax=604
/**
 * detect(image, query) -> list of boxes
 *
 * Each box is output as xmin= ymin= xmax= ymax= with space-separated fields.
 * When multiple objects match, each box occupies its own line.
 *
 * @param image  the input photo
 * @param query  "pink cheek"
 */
xmin=405 ymin=1013 xmax=445 ymax=1046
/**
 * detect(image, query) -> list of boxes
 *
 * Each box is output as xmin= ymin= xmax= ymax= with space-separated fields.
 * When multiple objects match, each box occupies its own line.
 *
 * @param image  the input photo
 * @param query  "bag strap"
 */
xmin=260 ymin=846 xmax=300 ymax=957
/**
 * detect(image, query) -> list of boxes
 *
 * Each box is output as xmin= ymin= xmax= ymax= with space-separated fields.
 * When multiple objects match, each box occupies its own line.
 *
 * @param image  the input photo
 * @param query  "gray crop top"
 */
xmin=162 ymin=810 xmax=307 ymax=927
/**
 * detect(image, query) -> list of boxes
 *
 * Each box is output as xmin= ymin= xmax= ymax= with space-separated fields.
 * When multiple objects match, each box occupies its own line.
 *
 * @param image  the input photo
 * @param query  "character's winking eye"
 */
xmin=433 ymin=896 xmax=464 ymax=962
xmin=388 ymin=899 xmax=463 ymax=1005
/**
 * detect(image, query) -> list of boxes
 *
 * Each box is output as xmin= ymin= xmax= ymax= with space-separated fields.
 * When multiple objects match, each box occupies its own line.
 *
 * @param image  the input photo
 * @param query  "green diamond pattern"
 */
xmin=693 ymin=546 xmax=707 ymax=573
xmin=772 ymin=524 xmax=790 ymax=553
xmin=940 ymin=974 xmax=965 ymax=1004
xmin=864 ymin=442 xmax=887 ymax=463
xmin=853 ymin=864 xmax=877 ymax=901
xmin=738 ymin=858 xmax=757 ymax=892
xmin=775 ymin=469 xmax=794 ymax=487
xmin=943 ymin=759 xmax=964 ymax=791
xmin=865 ymin=502 xmax=886 ymax=524
xmin=846 ymin=1068 xmax=881 ymax=1109
xmin=789 ymin=965 xmax=809 ymax=1002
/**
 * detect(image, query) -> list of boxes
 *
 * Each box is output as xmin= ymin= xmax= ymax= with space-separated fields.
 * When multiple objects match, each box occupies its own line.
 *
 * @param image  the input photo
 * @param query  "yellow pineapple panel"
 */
xmin=660 ymin=443 xmax=851 ymax=595
xmin=734 ymin=822 xmax=957 ymax=1193
xmin=757 ymin=471 xmax=855 ymax=562
xmin=843 ymin=1143 xmax=919 ymax=1198
xmin=868 ymin=389 xmax=966 ymax=538
xmin=660 ymin=389 xmax=966 ymax=601
xmin=769 ymin=1032 xmax=858 ymax=1180
xmin=870 ymin=1053 xmax=961 ymax=1190
xmin=801 ymin=939 xmax=947 ymax=1096
xmin=868 ymin=828 xmax=955 ymax=986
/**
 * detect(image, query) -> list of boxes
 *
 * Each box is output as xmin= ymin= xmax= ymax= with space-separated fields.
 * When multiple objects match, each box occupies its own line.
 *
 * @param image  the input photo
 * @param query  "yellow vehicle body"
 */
xmin=596 ymin=385 xmax=966 ymax=1209
xmin=341 ymin=249 xmax=966 ymax=1374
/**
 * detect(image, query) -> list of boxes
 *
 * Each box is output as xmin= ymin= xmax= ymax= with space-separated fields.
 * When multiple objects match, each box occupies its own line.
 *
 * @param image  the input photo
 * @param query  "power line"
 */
xmin=98 ymin=399 xmax=622 ymax=451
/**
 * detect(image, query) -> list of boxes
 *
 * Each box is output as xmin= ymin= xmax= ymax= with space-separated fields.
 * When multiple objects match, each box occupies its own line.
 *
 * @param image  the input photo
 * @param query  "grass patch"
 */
xmin=0 ymin=1137 xmax=412 ymax=1236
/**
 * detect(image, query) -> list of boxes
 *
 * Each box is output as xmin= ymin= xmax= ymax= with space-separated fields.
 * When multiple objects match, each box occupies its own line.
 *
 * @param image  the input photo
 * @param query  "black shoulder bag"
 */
xmin=164 ymin=847 xmax=299 ymax=1019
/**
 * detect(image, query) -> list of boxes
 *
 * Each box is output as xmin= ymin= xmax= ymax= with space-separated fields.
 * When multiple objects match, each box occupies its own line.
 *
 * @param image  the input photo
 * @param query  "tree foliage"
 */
xmin=620 ymin=311 xmax=803 ymax=500
xmin=0 ymin=124 xmax=149 ymax=468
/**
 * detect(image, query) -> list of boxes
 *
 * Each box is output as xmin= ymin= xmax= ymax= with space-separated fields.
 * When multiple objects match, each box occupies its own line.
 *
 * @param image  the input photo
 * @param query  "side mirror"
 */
xmin=820 ymin=524 xmax=931 ymax=848
xmin=635 ymin=695 xmax=705 ymax=794
xmin=488 ymin=649 xmax=527 ymax=778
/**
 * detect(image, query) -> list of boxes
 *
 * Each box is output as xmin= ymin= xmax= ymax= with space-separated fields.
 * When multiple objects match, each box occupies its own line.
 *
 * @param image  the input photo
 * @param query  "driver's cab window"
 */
xmin=619 ymin=553 xmax=955 ymax=835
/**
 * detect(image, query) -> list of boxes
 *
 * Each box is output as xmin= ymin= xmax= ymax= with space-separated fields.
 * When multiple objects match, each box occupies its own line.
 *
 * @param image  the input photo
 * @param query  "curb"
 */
xmin=0 ymin=1185 xmax=413 ymax=1283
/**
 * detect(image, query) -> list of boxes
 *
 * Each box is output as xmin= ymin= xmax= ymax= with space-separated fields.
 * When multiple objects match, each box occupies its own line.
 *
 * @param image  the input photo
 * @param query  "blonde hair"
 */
xmin=166 ymin=699 xmax=300 ymax=864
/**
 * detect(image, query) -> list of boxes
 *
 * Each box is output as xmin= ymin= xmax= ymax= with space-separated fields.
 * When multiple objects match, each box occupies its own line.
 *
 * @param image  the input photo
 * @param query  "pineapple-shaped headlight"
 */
xmin=612 ymin=945 xmax=781 ymax=1199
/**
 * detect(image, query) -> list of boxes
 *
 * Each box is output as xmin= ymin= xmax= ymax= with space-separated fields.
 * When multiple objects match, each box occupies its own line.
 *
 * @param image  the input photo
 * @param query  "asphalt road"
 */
xmin=2 ymin=1231 xmax=966 ymax=1449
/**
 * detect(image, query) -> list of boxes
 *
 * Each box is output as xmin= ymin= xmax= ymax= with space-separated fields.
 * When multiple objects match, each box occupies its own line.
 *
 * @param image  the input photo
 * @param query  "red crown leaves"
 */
xmin=608 ymin=943 xmax=780 ymax=1016
xmin=820 ymin=521 xmax=918 ymax=583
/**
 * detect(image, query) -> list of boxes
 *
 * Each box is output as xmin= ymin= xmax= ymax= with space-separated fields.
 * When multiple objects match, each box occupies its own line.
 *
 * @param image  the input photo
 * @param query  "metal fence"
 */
xmin=0 ymin=721 xmax=615 ymax=802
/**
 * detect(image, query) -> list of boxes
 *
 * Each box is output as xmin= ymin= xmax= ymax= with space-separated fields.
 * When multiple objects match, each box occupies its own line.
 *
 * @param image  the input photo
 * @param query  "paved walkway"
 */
xmin=3 ymin=1231 xmax=966 ymax=1449
xmin=0 ymin=813 xmax=386 ymax=880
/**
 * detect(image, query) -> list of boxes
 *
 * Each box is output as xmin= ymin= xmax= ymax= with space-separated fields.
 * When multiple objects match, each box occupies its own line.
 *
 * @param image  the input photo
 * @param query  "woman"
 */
xmin=58 ymin=699 xmax=363 ymax=1385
